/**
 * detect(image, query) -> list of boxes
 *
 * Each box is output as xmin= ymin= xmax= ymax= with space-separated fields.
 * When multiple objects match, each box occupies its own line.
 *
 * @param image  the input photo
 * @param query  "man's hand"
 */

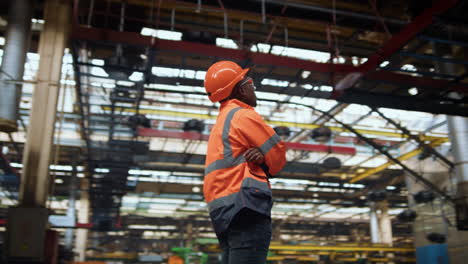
xmin=244 ymin=148 xmax=265 ymax=165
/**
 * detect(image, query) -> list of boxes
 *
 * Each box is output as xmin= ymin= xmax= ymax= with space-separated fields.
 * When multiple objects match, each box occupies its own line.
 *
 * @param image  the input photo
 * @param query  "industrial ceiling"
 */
xmin=1 ymin=0 xmax=467 ymax=260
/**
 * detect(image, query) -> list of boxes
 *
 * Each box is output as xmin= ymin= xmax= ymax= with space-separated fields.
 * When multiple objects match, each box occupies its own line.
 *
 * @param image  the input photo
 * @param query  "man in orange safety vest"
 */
xmin=203 ymin=61 xmax=286 ymax=264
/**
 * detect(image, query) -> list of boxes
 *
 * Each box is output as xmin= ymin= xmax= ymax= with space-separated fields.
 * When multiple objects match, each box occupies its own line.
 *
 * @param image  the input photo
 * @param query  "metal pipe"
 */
xmin=423 ymin=121 xmax=447 ymax=134
xmin=87 ymin=0 xmax=95 ymax=26
xmin=171 ymin=8 xmax=175 ymax=31
xmin=284 ymin=27 xmax=288 ymax=47
xmin=223 ymin=12 xmax=228 ymax=38
xmin=261 ymin=0 xmax=266 ymax=24
xmin=119 ymin=1 xmax=125 ymax=32
xmin=73 ymin=0 xmax=80 ymax=26
xmin=115 ymin=1 xmax=126 ymax=59
xmin=240 ymin=19 xmax=244 ymax=46
xmin=0 ymin=0 xmax=33 ymax=133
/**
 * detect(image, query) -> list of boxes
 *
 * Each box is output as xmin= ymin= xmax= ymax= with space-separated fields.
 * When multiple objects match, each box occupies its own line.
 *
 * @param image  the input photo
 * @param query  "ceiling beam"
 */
xmin=335 ymin=0 xmax=461 ymax=93
xmin=360 ymin=0 xmax=459 ymax=73
xmin=137 ymin=128 xmax=357 ymax=155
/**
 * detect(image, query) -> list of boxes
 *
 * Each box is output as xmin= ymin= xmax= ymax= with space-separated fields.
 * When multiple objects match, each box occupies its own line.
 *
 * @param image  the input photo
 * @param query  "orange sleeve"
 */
xmin=232 ymin=109 xmax=286 ymax=175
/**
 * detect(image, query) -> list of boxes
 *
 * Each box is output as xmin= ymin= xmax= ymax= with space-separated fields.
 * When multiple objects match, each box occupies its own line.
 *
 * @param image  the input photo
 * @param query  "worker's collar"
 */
xmin=220 ymin=99 xmax=254 ymax=110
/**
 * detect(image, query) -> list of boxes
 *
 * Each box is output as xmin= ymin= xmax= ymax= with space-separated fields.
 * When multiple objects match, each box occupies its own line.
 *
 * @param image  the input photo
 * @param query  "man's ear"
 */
xmin=238 ymin=84 xmax=248 ymax=96
xmin=230 ymin=85 xmax=240 ymax=98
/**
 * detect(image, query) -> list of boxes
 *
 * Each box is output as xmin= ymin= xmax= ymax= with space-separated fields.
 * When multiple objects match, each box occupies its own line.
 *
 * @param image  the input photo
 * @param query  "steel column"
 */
xmin=370 ymin=202 xmax=380 ymax=244
xmin=448 ymin=118 xmax=468 ymax=186
xmin=433 ymin=43 xmax=468 ymax=203
xmin=75 ymin=177 xmax=90 ymax=261
xmin=0 ymin=0 xmax=33 ymax=133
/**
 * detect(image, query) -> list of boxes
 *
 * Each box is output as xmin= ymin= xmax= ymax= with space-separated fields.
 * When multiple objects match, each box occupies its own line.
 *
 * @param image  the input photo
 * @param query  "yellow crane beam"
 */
xmin=268 ymin=244 xmax=415 ymax=252
xmin=268 ymin=256 xmax=415 ymax=263
xmin=267 ymin=256 xmax=321 ymax=261
xmin=350 ymin=137 xmax=449 ymax=183
xmin=336 ymin=257 xmax=393 ymax=262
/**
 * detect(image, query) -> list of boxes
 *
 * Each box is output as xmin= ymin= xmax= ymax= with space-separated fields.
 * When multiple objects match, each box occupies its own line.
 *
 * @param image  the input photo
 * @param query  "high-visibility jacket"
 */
xmin=204 ymin=99 xmax=286 ymax=236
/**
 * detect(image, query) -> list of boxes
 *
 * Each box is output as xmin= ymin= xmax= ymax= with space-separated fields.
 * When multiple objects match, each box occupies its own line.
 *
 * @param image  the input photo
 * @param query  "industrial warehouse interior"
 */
xmin=0 ymin=0 xmax=468 ymax=263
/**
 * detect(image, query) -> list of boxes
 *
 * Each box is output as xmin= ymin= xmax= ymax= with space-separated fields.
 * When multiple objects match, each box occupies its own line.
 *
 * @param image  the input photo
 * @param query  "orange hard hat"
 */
xmin=204 ymin=61 xmax=250 ymax=102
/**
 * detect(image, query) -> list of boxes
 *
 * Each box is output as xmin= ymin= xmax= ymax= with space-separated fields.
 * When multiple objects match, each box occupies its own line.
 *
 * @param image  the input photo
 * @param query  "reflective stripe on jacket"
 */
xmin=204 ymin=99 xmax=286 ymax=235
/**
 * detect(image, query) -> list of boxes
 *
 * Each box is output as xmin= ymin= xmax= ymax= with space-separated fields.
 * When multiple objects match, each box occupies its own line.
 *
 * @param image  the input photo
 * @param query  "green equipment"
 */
xmin=171 ymin=247 xmax=208 ymax=264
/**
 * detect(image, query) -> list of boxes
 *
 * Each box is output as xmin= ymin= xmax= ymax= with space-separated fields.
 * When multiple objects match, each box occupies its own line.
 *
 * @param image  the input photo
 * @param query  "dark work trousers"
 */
xmin=218 ymin=209 xmax=272 ymax=264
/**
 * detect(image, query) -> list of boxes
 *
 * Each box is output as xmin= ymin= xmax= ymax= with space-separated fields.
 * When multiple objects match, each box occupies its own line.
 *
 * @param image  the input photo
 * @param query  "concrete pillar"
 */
xmin=19 ymin=0 xmax=71 ymax=206
xmin=5 ymin=0 xmax=71 ymax=262
xmin=379 ymin=205 xmax=393 ymax=245
xmin=369 ymin=201 xmax=393 ymax=246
